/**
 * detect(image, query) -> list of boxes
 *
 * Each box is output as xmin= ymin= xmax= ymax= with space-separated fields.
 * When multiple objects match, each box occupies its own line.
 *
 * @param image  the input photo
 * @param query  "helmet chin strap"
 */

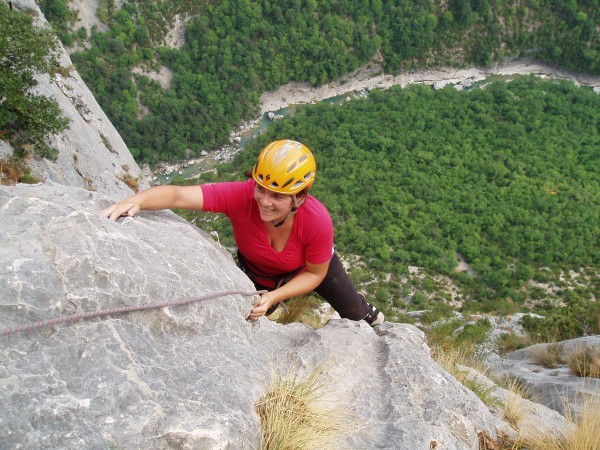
xmin=271 ymin=195 xmax=305 ymax=228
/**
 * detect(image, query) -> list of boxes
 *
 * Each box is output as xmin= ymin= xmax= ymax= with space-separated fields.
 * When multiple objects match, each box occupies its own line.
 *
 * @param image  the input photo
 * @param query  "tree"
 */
xmin=0 ymin=5 xmax=69 ymax=160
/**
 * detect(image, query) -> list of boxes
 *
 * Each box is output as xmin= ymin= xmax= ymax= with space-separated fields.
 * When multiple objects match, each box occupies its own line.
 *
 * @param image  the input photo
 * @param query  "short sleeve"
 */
xmin=201 ymin=180 xmax=254 ymax=216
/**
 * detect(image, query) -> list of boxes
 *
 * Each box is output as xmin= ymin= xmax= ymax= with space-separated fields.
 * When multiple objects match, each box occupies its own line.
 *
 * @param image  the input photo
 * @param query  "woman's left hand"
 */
xmin=248 ymin=292 xmax=276 ymax=320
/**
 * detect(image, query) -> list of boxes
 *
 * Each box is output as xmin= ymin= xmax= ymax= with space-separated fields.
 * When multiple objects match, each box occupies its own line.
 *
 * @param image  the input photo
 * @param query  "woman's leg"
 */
xmin=313 ymin=253 xmax=369 ymax=321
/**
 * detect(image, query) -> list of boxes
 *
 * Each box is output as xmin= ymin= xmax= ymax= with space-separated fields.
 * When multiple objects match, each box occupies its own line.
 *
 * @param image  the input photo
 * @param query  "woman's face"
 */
xmin=253 ymin=184 xmax=294 ymax=223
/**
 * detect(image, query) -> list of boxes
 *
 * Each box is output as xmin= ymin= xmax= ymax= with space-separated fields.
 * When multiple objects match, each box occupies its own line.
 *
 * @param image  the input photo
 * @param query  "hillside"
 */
xmin=39 ymin=0 xmax=600 ymax=163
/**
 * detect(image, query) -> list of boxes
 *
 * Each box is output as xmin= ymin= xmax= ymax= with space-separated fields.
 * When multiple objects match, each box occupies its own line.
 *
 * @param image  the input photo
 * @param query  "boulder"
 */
xmin=487 ymin=336 xmax=600 ymax=419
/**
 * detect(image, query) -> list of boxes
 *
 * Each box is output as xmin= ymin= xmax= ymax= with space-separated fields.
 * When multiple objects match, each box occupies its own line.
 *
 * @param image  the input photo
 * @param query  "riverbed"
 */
xmin=150 ymin=58 xmax=600 ymax=184
xmin=259 ymin=58 xmax=600 ymax=113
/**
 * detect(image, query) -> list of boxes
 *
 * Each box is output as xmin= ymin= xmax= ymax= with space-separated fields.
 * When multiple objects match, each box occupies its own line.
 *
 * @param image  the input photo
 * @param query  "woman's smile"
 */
xmin=258 ymin=202 xmax=287 ymax=220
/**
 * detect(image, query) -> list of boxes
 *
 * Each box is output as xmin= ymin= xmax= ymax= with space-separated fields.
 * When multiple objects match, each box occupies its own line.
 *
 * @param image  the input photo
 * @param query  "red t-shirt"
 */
xmin=201 ymin=179 xmax=334 ymax=286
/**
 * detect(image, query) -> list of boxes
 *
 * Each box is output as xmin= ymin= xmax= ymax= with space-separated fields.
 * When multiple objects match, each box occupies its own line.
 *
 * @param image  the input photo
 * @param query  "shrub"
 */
xmin=496 ymin=333 xmax=532 ymax=356
xmin=480 ymin=297 xmax=520 ymax=316
xmin=410 ymin=292 xmax=429 ymax=309
xmin=420 ymin=301 xmax=455 ymax=325
xmin=426 ymin=319 xmax=465 ymax=352
xmin=426 ymin=317 xmax=492 ymax=351
xmin=454 ymin=319 xmax=492 ymax=348
xmin=0 ymin=4 xmax=69 ymax=160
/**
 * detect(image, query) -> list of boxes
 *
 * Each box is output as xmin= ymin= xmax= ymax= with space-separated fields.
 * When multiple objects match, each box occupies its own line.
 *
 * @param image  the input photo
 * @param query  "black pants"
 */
xmin=250 ymin=253 xmax=368 ymax=321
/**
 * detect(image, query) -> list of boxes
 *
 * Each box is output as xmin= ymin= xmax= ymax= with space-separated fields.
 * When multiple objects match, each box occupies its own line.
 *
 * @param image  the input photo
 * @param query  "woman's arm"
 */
xmin=103 ymin=185 xmax=204 ymax=221
xmin=248 ymin=260 xmax=329 ymax=320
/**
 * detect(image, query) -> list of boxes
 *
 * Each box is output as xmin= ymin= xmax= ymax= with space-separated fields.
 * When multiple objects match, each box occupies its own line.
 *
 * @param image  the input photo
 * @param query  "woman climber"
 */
xmin=103 ymin=139 xmax=384 ymax=326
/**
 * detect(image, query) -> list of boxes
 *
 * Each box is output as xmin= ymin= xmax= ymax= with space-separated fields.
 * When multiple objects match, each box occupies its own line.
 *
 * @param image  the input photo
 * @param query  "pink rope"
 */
xmin=2 ymin=289 xmax=265 ymax=337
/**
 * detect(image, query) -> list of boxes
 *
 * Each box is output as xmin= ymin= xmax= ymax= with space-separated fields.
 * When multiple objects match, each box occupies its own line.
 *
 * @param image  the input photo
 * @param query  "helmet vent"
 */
xmin=298 ymin=154 xmax=308 ymax=163
xmin=286 ymin=162 xmax=297 ymax=173
xmin=304 ymin=171 xmax=313 ymax=181
xmin=291 ymin=181 xmax=303 ymax=190
xmin=282 ymin=178 xmax=295 ymax=188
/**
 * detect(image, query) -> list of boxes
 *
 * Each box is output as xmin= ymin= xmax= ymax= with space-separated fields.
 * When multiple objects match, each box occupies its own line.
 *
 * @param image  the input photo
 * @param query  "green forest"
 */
xmin=38 ymin=0 xmax=600 ymax=164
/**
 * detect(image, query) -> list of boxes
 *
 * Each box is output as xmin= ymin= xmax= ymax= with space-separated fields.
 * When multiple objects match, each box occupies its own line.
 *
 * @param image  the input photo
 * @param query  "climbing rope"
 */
xmin=2 ymin=289 xmax=265 ymax=337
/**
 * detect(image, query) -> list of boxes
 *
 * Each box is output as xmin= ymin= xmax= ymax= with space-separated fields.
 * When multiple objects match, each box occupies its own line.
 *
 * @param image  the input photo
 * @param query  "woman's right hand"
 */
xmin=247 ymin=292 xmax=277 ymax=320
xmin=101 ymin=185 xmax=205 ymax=221
xmin=102 ymin=202 xmax=141 ymax=221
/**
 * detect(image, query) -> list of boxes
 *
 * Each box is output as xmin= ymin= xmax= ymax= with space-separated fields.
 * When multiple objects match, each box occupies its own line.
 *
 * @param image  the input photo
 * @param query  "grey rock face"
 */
xmin=459 ymin=365 xmax=572 ymax=443
xmin=7 ymin=0 xmax=148 ymax=198
xmin=0 ymin=183 xmax=513 ymax=449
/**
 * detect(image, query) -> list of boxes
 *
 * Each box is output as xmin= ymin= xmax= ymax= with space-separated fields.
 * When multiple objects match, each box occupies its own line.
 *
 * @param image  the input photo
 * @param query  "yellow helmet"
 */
xmin=252 ymin=140 xmax=316 ymax=195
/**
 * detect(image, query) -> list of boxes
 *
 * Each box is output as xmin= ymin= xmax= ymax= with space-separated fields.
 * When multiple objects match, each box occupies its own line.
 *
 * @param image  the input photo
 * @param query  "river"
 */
xmin=151 ymin=58 xmax=600 ymax=184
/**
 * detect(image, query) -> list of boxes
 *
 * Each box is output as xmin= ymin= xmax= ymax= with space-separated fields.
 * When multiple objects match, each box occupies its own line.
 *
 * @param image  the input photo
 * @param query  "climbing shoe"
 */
xmin=364 ymin=303 xmax=385 ymax=326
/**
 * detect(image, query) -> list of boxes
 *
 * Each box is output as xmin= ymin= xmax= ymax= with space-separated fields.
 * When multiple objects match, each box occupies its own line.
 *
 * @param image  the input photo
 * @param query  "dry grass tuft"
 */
xmin=433 ymin=343 xmax=482 ymax=375
xmin=567 ymin=346 xmax=600 ymax=378
xmin=562 ymin=398 xmax=600 ymax=450
xmin=511 ymin=429 xmax=564 ymax=450
xmin=255 ymin=363 xmax=354 ymax=450
xmin=431 ymin=345 xmax=500 ymax=406
xmin=119 ymin=173 xmax=140 ymax=192
xmin=500 ymin=378 xmax=533 ymax=430
xmin=270 ymin=295 xmax=326 ymax=328
xmin=528 ymin=343 xmax=562 ymax=368
xmin=0 ymin=158 xmax=19 ymax=185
